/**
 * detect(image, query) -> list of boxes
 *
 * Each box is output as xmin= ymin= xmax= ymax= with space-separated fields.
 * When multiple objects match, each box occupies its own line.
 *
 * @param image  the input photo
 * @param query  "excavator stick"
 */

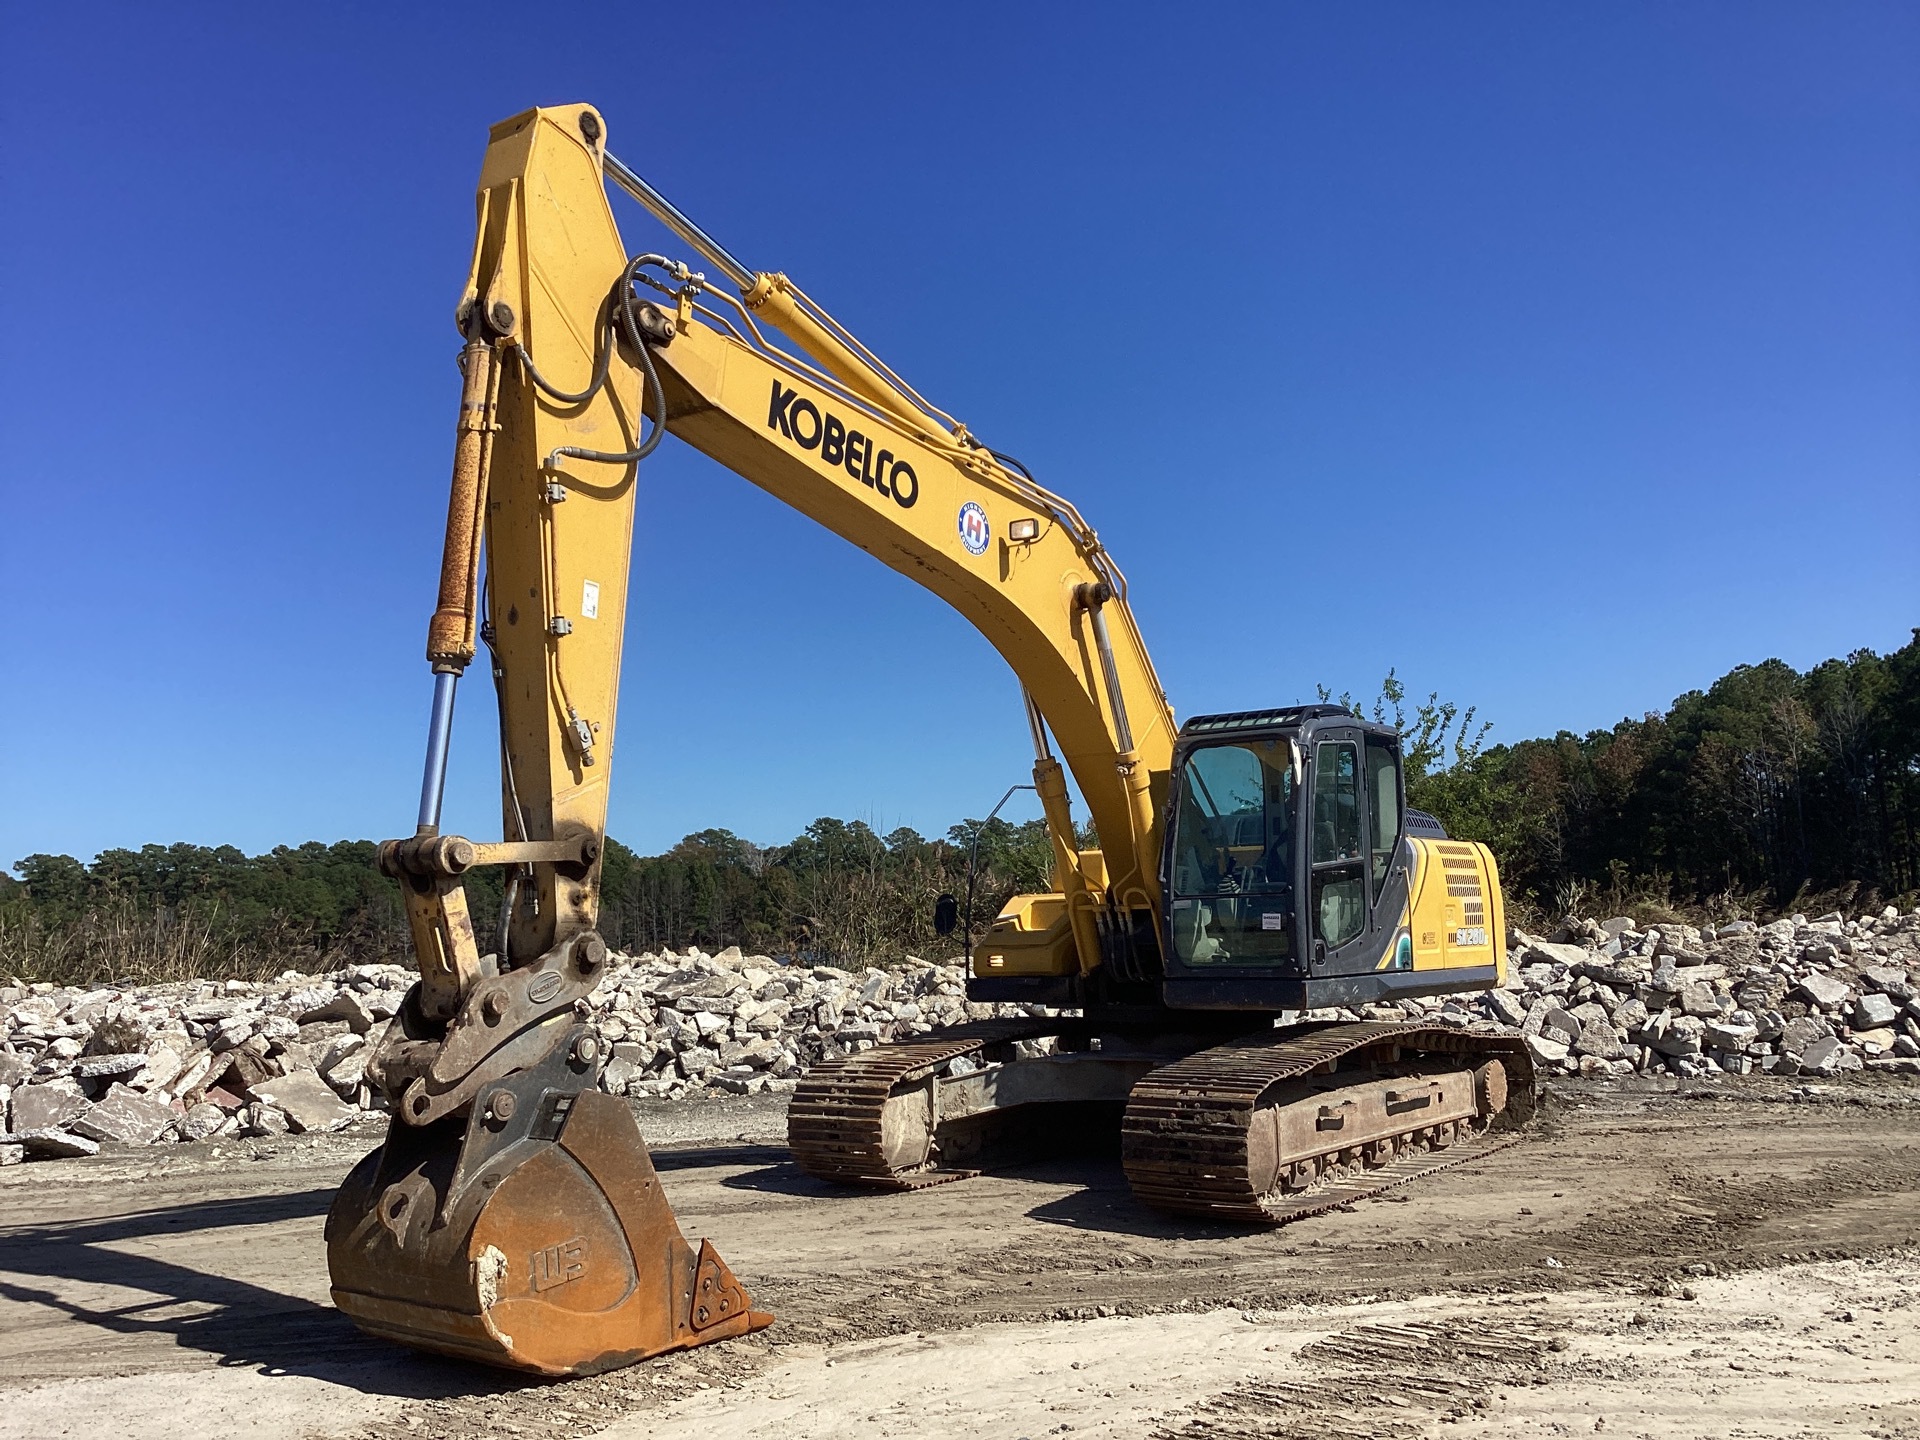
xmin=323 ymin=103 xmax=777 ymax=1375
xmin=326 ymin=1016 xmax=770 ymax=1376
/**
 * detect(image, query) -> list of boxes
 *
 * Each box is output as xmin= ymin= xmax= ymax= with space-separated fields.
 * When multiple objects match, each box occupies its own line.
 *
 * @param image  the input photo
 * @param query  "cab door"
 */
xmin=1305 ymin=727 xmax=1407 ymax=977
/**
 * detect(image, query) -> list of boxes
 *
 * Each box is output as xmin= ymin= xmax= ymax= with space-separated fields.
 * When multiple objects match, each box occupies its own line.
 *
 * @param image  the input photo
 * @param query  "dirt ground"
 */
xmin=3 ymin=1076 xmax=1919 ymax=1440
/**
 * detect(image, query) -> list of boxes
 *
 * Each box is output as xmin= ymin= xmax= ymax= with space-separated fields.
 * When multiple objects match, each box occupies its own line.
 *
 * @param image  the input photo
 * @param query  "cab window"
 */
xmin=1168 ymin=738 xmax=1295 ymax=966
xmin=1311 ymin=742 xmax=1360 ymax=864
xmin=1365 ymin=737 xmax=1402 ymax=899
xmin=1310 ymin=741 xmax=1365 ymax=949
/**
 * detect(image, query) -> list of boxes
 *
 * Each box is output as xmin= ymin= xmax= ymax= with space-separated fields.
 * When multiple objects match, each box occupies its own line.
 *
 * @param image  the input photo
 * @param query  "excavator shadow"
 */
xmin=1021 ymin=1159 xmax=1268 ymax=1239
xmin=720 ymin=1160 xmax=877 ymax=1197
xmin=0 ymin=1190 xmax=537 ymax=1396
xmin=650 ymin=1141 xmax=792 ymax=1173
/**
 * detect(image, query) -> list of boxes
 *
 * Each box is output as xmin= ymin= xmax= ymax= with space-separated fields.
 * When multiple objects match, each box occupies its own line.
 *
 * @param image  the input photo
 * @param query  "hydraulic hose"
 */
xmin=510 ymin=254 xmax=673 ymax=468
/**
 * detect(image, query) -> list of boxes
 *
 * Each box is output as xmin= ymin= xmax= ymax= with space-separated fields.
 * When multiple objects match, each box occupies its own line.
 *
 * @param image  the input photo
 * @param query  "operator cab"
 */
xmin=1159 ymin=705 xmax=1413 ymax=1009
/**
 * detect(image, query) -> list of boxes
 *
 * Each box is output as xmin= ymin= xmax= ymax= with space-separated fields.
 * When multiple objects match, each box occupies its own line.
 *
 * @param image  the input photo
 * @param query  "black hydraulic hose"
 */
xmin=509 ymin=293 xmax=617 ymax=406
xmin=543 ymin=334 xmax=667 ymax=467
xmin=985 ymin=447 xmax=1037 ymax=484
xmin=507 ymin=254 xmax=675 ymax=468
xmin=961 ymin=783 xmax=1036 ymax=965
xmin=539 ymin=255 xmax=672 ymax=468
xmin=479 ymin=593 xmax=533 ymax=962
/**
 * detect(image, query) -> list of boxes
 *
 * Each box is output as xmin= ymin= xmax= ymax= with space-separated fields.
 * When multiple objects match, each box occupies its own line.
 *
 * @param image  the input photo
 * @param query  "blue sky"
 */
xmin=2 ymin=3 xmax=1915 ymax=869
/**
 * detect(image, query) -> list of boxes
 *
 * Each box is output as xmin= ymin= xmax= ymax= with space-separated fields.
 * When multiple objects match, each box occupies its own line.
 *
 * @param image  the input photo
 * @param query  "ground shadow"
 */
xmin=0 ymin=1190 xmax=539 ymax=1398
xmin=649 ymin=1142 xmax=790 ymax=1172
xmin=719 ymin=1160 xmax=877 ymax=1197
xmin=1019 ymin=1158 xmax=1269 ymax=1240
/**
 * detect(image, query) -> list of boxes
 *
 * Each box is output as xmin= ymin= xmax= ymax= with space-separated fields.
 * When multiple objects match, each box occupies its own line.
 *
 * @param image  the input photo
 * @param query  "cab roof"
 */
xmin=1179 ymin=704 xmax=1355 ymax=737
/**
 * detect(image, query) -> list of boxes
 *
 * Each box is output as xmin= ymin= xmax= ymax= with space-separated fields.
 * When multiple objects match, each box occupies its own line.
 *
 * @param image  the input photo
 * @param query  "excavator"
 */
xmin=325 ymin=103 xmax=1534 ymax=1378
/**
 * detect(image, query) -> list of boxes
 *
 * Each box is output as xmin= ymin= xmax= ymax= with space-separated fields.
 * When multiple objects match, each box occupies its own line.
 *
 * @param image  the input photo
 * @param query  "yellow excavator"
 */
xmin=326 ymin=103 xmax=1533 ymax=1377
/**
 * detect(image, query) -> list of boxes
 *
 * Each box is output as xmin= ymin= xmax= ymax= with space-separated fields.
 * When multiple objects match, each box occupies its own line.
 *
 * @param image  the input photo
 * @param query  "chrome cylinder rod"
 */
xmin=1077 ymin=584 xmax=1134 ymax=755
xmin=1022 ymin=686 xmax=1053 ymax=761
xmin=416 ymin=670 xmax=459 ymax=832
xmin=604 ymin=152 xmax=755 ymax=292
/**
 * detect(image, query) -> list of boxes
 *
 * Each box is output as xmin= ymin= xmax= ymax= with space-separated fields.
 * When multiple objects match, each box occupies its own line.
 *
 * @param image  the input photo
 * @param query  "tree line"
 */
xmin=1402 ymin=629 xmax=1920 ymax=915
xmin=0 ymin=817 xmax=1056 ymax=983
xmin=3 ymin=630 xmax=1914 ymax=982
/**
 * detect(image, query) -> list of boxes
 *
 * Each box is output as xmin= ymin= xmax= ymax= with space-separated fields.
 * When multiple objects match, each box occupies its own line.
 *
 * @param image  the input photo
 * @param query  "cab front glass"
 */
xmin=1167 ymin=737 xmax=1296 ymax=966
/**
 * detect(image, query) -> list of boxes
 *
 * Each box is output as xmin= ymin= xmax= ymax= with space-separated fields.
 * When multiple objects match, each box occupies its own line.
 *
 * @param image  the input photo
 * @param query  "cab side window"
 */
xmin=1311 ymin=741 xmax=1364 ymax=947
xmin=1311 ymin=742 xmax=1360 ymax=863
xmin=1365 ymin=738 xmax=1402 ymax=899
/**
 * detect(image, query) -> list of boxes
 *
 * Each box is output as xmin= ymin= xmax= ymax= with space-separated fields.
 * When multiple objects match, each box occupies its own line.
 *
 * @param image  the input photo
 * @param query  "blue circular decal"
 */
xmin=957 ymin=501 xmax=990 ymax=557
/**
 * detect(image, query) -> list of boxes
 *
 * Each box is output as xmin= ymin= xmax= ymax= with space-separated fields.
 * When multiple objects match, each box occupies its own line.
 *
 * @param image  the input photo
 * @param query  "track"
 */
xmin=787 ymin=1017 xmax=1060 ymax=1186
xmin=1122 ymin=1022 xmax=1536 ymax=1223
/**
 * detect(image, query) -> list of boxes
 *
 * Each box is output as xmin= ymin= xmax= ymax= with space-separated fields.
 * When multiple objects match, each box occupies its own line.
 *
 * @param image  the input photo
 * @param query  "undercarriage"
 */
xmin=790 ymin=1019 xmax=1535 ymax=1221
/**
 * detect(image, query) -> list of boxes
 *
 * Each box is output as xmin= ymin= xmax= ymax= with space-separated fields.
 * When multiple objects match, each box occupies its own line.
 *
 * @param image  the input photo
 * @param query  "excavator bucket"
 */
xmin=325 ymin=1021 xmax=771 ymax=1377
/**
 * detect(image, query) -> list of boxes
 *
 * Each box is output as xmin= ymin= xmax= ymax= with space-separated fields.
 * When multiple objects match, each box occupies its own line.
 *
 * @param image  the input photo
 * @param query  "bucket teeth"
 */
xmin=327 ymin=1024 xmax=771 ymax=1376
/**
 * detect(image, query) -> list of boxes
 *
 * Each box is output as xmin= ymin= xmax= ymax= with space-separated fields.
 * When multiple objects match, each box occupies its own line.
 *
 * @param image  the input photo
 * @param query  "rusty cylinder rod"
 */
xmin=415 ymin=329 xmax=501 ymax=833
xmin=425 ymin=332 xmax=501 ymax=672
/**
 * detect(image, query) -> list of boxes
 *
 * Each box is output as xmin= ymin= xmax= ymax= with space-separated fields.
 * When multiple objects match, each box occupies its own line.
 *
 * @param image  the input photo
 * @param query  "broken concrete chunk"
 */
xmin=1779 ymin=1016 xmax=1829 ymax=1056
xmin=1524 ymin=1033 xmax=1570 ymax=1065
xmin=73 ymin=1052 xmax=148 ymax=1081
xmin=297 ymin=991 xmax=376 ymax=1035
xmin=8 ymin=1128 xmax=101 ymax=1159
xmin=251 ymin=1069 xmax=355 ymax=1133
xmin=225 ymin=1047 xmax=279 ymax=1095
xmin=1796 ymin=972 xmax=1850 ymax=1009
xmin=1483 ymin=989 xmax=1528 ymax=1026
xmin=316 ymin=1033 xmax=365 ymax=1075
xmin=177 ymin=1102 xmax=229 ymax=1142
xmin=132 ymin=1045 xmax=185 ymax=1093
xmin=1679 ymin=982 xmax=1722 ymax=1018
xmin=208 ymin=1014 xmax=257 ymax=1052
xmin=71 ymin=1083 xmax=177 ymax=1146
xmin=599 ymin=1054 xmax=637 ymax=1096
xmin=9 ymin=1079 xmax=90 ymax=1133
xmin=321 ymin=1047 xmax=369 ymax=1098
xmin=1702 ymin=1020 xmax=1758 ymax=1053
xmin=1853 ymin=993 xmax=1900 ymax=1030
xmin=1573 ymin=1020 xmax=1627 ymax=1061
xmin=1646 ymin=1014 xmax=1706 ymax=1058
xmin=1800 ymin=1036 xmax=1863 ymax=1076
xmin=166 ymin=1050 xmax=217 ymax=1102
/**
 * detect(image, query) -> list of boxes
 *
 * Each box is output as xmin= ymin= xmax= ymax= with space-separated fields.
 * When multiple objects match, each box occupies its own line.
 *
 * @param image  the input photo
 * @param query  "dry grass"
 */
xmin=1511 ymin=866 xmax=1916 ymax=938
xmin=0 ymin=898 xmax=389 ymax=988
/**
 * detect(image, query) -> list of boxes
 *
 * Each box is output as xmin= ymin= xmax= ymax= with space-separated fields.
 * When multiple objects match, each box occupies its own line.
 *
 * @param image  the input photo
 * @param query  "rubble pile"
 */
xmin=3 ymin=907 xmax=1917 ymax=1165
xmin=0 ymin=946 xmax=1003 ymax=1162
xmin=1445 ymin=906 xmax=1920 ymax=1080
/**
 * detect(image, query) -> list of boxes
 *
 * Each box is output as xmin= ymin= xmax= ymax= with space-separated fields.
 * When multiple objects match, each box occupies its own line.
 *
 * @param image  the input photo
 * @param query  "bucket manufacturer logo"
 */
xmin=766 ymin=380 xmax=918 ymax=508
xmin=530 ymin=1236 xmax=588 ymax=1292
xmin=957 ymin=501 xmax=990 ymax=556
